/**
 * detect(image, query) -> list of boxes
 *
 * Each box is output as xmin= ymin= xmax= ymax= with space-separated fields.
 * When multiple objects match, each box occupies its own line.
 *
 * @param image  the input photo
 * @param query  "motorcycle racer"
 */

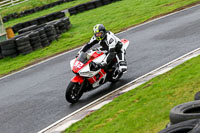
xmin=78 ymin=24 xmax=127 ymax=73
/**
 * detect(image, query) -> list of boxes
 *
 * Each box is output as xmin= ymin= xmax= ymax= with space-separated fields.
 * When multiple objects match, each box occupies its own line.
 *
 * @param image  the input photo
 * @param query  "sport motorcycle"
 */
xmin=65 ymin=39 xmax=129 ymax=103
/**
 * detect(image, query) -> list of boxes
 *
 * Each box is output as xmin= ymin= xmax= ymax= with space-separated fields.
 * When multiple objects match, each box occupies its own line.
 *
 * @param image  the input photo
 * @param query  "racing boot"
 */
xmin=119 ymin=61 xmax=127 ymax=73
xmin=116 ymin=51 xmax=127 ymax=73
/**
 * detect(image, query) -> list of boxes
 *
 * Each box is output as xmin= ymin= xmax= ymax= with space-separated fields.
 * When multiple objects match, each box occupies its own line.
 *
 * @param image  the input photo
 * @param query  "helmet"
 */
xmin=93 ymin=24 xmax=106 ymax=41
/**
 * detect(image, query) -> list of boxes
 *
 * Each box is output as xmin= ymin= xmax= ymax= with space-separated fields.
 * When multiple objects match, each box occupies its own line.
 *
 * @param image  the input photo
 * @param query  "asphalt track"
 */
xmin=0 ymin=5 xmax=200 ymax=133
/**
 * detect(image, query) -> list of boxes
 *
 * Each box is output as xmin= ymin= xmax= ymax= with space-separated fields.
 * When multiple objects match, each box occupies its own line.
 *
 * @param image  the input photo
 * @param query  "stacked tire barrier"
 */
xmin=0 ymin=17 xmax=71 ymax=59
xmin=28 ymin=31 xmax=43 ymax=50
xmin=37 ymin=28 xmax=50 ymax=47
xmin=16 ymin=36 xmax=33 ymax=55
xmin=44 ymin=25 xmax=58 ymax=43
xmin=159 ymin=91 xmax=200 ymax=133
xmin=0 ymin=47 xmax=3 ymax=59
xmin=2 ymin=0 xmax=75 ymax=23
xmin=0 ymin=39 xmax=17 ymax=57
xmin=12 ymin=11 xmax=65 ymax=33
xmin=68 ymin=0 xmax=121 ymax=16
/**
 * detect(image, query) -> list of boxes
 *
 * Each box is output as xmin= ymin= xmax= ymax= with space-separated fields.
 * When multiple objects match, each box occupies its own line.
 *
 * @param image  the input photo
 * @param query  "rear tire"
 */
xmin=65 ymin=82 xmax=83 ymax=103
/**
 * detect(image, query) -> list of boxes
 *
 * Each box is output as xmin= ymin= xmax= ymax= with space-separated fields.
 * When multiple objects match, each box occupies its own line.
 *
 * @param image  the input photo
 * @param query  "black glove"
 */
xmin=76 ymin=51 xmax=81 ymax=58
xmin=97 ymin=63 xmax=104 ymax=69
xmin=90 ymin=61 xmax=101 ymax=71
xmin=92 ymin=48 xmax=98 ymax=51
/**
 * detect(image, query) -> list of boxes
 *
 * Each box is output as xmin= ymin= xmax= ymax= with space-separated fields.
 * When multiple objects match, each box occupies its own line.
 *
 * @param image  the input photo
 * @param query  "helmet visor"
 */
xmin=95 ymin=31 xmax=103 ymax=38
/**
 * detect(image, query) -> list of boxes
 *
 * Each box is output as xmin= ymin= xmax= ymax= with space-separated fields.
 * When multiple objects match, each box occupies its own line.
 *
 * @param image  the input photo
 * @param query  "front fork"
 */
xmin=71 ymin=75 xmax=84 ymax=84
xmin=71 ymin=75 xmax=88 ymax=92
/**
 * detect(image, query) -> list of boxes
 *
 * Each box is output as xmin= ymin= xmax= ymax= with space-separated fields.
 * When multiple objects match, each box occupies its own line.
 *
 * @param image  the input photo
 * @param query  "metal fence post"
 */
xmin=0 ymin=15 xmax=7 ymax=42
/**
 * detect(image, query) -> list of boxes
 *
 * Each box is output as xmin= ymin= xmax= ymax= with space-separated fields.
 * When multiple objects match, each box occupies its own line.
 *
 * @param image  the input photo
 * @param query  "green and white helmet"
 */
xmin=93 ymin=24 xmax=106 ymax=41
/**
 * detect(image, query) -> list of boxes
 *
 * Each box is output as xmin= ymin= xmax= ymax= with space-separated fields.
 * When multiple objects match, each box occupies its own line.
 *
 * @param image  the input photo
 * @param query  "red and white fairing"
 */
xmin=70 ymin=39 xmax=129 ymax=88
xmin=70 ymin=51 xmax=107 ymax=88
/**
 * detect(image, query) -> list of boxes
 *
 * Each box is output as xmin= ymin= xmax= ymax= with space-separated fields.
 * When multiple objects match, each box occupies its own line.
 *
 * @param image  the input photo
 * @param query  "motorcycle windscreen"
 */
xmin=77 ymin=52 xmax=89 ymax=64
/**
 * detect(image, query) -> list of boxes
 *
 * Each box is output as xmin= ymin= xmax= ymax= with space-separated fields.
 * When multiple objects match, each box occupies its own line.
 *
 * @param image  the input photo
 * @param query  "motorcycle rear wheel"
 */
xmin=65 ymin=82 xmax=83 ymax=103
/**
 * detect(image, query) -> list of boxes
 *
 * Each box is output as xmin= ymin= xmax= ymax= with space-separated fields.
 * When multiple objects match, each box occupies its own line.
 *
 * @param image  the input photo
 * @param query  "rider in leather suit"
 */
xmin=78 ymin=24 xmax=127 ymax=73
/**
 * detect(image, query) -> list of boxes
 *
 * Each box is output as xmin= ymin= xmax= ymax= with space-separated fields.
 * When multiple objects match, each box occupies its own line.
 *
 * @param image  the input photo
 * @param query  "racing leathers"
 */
xmin=79 ymin=31 xmax=127 ymax=73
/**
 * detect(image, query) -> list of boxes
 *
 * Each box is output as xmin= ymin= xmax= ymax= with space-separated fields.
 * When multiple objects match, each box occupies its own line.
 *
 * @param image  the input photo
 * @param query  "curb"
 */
xmin=38 ymin=48 xmax=200 ymax=133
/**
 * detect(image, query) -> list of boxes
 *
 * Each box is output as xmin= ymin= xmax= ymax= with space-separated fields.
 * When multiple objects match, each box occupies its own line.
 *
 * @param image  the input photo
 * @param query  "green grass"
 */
xmin=0 ymin=0 xmax=200 ymax=76
xmin=0 ymin=0 xmax=60 ymax=17
xmin=65 ymin=55 xmax=200 ymax=133
xmin=3 ymin=0 xmax=91 ymax=27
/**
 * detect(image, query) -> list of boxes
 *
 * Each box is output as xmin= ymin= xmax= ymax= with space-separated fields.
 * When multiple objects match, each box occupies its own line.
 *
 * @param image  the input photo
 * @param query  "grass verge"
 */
xmin=3 ymin=0 xmax=91 ymax=27
xmin=64 ymin=55 xmax=200 ymax=133
xmin=0 ymin=0 xmax=200 ymax=77
xmin=0 ymin=0 xmax=60 ymax=17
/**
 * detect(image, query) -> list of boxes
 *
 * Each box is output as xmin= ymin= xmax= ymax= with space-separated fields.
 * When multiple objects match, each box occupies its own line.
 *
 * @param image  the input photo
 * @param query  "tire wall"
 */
xmin=158 ymin=93 xmax=200 ymax=132
xmin=1 ymin=0 xmax=120 ymax=58
xmin=12 ymin=11 xmax=66 ymax=33
xmin=0 ymin=17 xmax=71 ymax=59
xmin=9 ymin=0 xmax=121 ymax=33
xmin=3 ymin=0 xmax=75 ymax=23
xmin=68 ymin=0 xmax=121 ymax=16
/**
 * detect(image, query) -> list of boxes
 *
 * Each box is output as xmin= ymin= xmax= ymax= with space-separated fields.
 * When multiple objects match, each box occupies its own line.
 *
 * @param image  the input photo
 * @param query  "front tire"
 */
xmin=65 ymin=82 xmax=83 ymax=103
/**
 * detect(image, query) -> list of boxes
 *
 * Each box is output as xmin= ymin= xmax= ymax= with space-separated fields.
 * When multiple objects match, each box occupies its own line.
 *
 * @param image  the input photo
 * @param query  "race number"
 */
xmin=74 ymin=61 xmax=84 ymax=68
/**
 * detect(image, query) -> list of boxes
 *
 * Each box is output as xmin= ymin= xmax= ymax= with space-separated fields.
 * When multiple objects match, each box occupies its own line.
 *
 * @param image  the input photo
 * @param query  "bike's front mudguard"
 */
xmin=71 ymin=75 xmax=84 ymax=84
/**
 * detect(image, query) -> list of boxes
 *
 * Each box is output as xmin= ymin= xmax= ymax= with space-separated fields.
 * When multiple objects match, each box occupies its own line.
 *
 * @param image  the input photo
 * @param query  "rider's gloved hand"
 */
xmin=90 ymin=61 xmax=102 ymax=71
xmin=92 ymin=48 xmax=99 ymax=51
xmin=76 ymin=51 xmax=81 ymax=58
xmin=90 ymin=61 xmax=106 ymax=71
xmin=97 ymin=63 xmax=104 ymax=69
xmin=97 ymin=62 xmax=107 ymax=69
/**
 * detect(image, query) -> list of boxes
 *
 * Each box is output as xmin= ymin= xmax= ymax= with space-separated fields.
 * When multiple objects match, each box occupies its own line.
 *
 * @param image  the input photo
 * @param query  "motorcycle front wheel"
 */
xmin=65 ymin=82 xmax=83 ymax=103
